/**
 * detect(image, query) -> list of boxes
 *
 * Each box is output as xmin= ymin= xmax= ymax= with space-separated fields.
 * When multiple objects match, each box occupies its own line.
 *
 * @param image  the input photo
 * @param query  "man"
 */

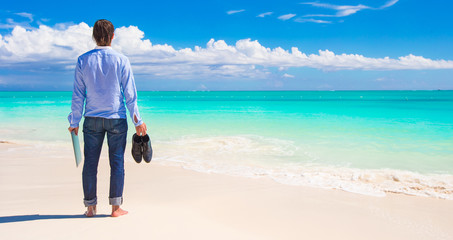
xmin=68 ymin=19 xmax=147 ymax=217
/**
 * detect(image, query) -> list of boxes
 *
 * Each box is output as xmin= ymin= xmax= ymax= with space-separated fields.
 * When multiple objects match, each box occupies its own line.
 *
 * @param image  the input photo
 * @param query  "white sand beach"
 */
xmin=1 ymin=142 xmax=453 ymax=240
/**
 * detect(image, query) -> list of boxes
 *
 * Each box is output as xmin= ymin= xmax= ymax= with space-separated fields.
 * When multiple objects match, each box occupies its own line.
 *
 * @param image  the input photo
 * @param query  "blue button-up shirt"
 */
xmin=68 ymin=46 xmax=143 ymax=128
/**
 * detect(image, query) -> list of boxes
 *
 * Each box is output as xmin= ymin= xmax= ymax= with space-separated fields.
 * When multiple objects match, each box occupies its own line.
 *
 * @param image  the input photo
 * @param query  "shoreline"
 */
xmin=1 ymin=142 xmax=453 ymax=239
xmin=2 ymin=139 xmax=453 ymax=201
xmin=2 ymin=140 xmax=453 ymax=200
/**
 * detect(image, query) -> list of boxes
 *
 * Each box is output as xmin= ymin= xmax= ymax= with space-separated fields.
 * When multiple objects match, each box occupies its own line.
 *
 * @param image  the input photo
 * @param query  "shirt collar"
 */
xmin=95 ymin=46 xmax=112 ymax=49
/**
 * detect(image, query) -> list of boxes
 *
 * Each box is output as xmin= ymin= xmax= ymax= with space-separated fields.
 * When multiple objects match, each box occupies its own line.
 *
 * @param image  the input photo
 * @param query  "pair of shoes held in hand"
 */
xmin=132 ymin=133 xmax=153 ymax=163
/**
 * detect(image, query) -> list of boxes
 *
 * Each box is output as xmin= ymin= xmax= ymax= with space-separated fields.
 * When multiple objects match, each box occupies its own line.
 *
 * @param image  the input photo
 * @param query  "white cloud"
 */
xmin=0 ymin=23 xmax=92 ymax=64
xmin=0 ymin=12 xmax=35 ymax=30
xmin=0 ymin=23 xmax=17 ymax=29
xmin=302 ymin=2 xmax=369 ymax=17
xmin=301 ymin=0 xmax=399 ymax=17
xmin=0 ymin=23 xmax=452 ymax=80
xmin=15 ymin=12 xmax=34 ymax=22
xmin=278 ymin=14 xmax=296 ymax=21
xmin=294 ymin=18 xmax=331 ymax=24
xmin=380 ymin=0 xmax=399 ymax=9
xmin=0 ymin=18 xmax=34 ymax=30
xmin=283 ymin=73 xmax=295 ymax=78
xmin=257 ymin=12 xmax=273 ymax=18
xmin=227 ymin=9 xmax=245 ymax=15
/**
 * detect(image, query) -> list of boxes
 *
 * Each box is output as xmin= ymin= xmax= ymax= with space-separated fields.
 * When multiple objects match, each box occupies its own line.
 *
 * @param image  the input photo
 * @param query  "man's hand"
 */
xmin=68 ymin=126 xmax=79 ymax=135
xmin=135 ymin=122 xmax=147 ymax=136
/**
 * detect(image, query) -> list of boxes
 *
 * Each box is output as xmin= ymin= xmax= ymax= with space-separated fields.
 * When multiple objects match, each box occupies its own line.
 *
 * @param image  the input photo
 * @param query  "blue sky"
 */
xmin=0 ymin=0 xmax=452 ymax=91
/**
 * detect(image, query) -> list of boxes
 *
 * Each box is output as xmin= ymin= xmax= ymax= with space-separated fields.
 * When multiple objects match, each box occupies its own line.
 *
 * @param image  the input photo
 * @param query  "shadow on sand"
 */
xmin=0 ymin=214 xmax=110 ymax=223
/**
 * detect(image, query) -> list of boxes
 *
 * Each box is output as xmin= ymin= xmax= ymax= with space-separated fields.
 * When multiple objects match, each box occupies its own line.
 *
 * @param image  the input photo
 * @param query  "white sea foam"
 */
xmin=153 ymin=135 xmax=453 ymax=200
xmin=167 ymin=135 xmax=297 ymax=157
xmin=5 ymin=134 xmax=452 ymax=200
xmin=267 ymin=166 xmax=453 ymax=199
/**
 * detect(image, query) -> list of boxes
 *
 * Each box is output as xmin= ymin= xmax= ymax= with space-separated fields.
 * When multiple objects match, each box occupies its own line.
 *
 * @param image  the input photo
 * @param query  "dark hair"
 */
xmin=93 ymin=19 xmax=114 ymax=46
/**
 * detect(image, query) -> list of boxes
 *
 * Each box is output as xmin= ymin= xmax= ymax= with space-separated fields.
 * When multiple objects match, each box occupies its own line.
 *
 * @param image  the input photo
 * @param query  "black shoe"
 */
xmin=131 ymin=133 xmax=143 ymax=163
xmin=142 ymin=134 xmax=153 ymax=163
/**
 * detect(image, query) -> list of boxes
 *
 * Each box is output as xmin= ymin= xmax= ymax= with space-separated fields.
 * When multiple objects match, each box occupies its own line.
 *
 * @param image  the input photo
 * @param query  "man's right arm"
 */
xmin=121 ymin=57 xmax=147 ymax=136
xmin=68 ymin=58 xmax=86 ymax=134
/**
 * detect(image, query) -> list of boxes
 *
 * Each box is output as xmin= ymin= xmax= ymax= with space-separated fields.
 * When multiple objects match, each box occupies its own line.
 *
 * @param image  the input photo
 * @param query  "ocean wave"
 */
xmin=153 ymin=135 xmax=453 ymax=200
xmin=268 ymin=166 xmax=453 ymax=199
xmin=167 ymin=135 xmax=298 ymax=157
xmin=6 ymin=134 xmax=452 ymax=200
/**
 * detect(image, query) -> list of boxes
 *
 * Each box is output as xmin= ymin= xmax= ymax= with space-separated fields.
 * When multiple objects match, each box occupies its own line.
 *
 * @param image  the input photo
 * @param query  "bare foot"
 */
xmin=85 ymin=205 xmax=96 ymax=217
xmin=111 ymin=205 xmax=128 ymax=217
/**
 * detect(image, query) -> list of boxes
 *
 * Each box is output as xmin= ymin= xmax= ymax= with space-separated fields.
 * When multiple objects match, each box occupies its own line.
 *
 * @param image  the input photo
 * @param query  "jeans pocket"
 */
xmin=83 ymin=117 xmax=97 ymax=133
xmin=109 ymin=119 xmax=127 ymax=134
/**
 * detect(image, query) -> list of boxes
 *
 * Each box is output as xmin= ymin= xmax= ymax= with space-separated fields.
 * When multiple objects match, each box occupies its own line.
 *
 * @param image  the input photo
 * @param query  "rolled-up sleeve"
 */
xmin=68 ymin=58 xmax=86 ymax=128
xmin=121 ymin=58 xmax=143 ymax=127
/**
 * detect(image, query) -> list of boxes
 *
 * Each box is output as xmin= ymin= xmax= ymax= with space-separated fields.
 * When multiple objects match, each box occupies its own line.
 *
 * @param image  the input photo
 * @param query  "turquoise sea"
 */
xmin=1 ymin=91 xmax=453 ymax=198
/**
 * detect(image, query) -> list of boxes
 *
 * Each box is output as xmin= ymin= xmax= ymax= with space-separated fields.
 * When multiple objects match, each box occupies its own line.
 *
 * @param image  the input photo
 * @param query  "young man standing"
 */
xmin=68 ymin=19 xmax=146 ymax=217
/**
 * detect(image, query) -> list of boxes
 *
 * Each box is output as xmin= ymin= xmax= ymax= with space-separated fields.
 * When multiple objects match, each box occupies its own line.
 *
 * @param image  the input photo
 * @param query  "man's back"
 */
xmin=78 ymin=47 xmax=129 ymax=119
xmin=70 ymin=46 xmax=142 ymax=128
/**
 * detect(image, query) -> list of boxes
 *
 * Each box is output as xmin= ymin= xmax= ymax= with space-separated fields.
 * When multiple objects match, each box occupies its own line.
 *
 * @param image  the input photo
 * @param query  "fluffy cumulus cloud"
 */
xmin=1 ymin=22 xmax=453 ymax=79
xmin=0 ymin=23 xmax=92 ymax=65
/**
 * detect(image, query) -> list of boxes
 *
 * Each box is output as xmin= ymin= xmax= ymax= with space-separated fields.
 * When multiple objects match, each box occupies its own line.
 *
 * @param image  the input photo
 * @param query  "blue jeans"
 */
xmin=82 ymin=117 xmax=128 ymax=207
